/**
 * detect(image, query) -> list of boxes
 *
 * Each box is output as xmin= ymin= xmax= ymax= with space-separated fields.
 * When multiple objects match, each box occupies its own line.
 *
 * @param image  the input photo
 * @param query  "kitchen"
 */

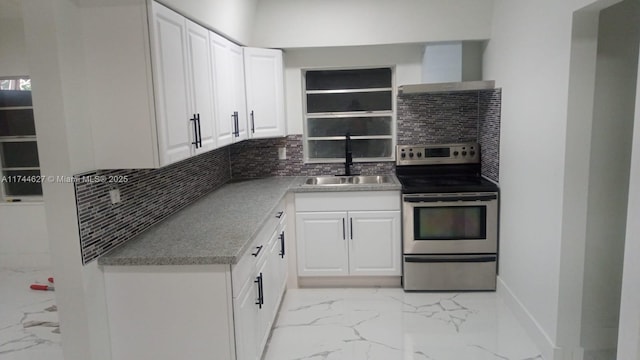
xmin=1 ymin=0 xmax=639 ymax=360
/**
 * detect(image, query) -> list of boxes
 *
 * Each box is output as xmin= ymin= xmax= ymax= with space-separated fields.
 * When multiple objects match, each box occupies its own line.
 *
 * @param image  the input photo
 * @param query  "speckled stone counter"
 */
xmin=99 ymin=175 xmax=401 ymax=266
xmin=99 ymin=177 xmax=298 ymax=266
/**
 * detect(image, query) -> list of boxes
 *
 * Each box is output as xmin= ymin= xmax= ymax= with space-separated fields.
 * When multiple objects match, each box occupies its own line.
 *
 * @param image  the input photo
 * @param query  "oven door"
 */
xmin=402 ymin=192 xmax=498 ymax=254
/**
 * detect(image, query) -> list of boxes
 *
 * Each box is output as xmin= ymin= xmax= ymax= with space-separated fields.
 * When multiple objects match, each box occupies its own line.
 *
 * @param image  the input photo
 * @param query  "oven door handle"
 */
xmin=403 ymin=194 xmax=497 ymax=203
xmin=404 ymin=255 xmax=497 ymax=263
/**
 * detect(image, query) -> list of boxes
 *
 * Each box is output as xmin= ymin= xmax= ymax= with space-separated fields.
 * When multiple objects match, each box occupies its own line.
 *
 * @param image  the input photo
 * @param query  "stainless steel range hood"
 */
xmin=398 ymin=80 xmax=495 ymax=95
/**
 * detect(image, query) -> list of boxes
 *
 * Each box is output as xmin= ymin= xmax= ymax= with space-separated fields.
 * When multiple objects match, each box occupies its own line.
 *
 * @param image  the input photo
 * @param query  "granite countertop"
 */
xmin=99 ymin=175 xmax=401 ymax=266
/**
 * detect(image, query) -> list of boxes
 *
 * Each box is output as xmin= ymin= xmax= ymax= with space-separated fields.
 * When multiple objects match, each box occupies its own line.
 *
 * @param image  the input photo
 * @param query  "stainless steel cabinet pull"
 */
xmin=342 ymin=218 xmax=346 ymax=240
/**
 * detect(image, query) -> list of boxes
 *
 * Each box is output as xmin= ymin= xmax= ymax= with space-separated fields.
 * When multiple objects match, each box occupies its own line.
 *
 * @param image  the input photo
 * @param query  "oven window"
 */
xmin=414 ymin=206 xmax=486 ymax=240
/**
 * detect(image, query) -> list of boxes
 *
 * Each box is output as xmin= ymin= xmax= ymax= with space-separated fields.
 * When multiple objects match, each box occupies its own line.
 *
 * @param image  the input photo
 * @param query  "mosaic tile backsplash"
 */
xmin=479 ymin=89 xmax=502 ymax=181
xmin=75 ymin=147 xmax=231 ymax=264
xmin=76 ymin=89 xmax=501 ymax=264
xmin=397 ymin=88 xmax=501 ymax=182
xmin=230 ymin=135 xmax=395 ymax=178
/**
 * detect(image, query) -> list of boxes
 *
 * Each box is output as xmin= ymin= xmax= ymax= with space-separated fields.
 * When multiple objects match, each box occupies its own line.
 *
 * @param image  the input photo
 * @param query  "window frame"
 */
xmin=302 ymin=66 xmax=397 ymax=164
xmin=0 ymin=76 xmax=43 ymax=202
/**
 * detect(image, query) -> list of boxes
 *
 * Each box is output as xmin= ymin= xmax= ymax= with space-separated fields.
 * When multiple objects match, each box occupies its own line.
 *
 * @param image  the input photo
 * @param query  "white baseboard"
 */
xmin=0 ymin=253 xmax=51 ymax=268
xmin=497 ymin=276 xmax=564 ymax=360
xmin=298 ymin=276 xmax=401 ymax=288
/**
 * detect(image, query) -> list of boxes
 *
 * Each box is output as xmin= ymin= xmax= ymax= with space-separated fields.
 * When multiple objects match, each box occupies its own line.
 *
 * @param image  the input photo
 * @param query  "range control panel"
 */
xmin=396 ymin=143 xmax=480 ymax=166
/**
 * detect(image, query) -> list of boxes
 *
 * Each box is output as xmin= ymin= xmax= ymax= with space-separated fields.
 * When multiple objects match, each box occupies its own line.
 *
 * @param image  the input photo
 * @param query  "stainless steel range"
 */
xmin=396 ymin=143 xmax=499 ymax=291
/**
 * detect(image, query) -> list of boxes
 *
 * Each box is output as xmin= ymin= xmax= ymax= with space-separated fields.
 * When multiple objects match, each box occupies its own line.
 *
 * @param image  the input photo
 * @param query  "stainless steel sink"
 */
xmin=304 ymin=175 xmax=394 ymax=186
xmin=349 ymin=175 xmax=394 ymax=184
xmin=304 ymin=176 xmax=351 ymax=185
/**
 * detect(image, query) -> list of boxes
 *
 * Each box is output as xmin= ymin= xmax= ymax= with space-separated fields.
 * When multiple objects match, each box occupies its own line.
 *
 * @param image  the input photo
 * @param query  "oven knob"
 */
xmin=470 ymin=150 xmax=476 ymax=156
xmin=453 ymin=151 xmax=459 ymax=156
xmin=417 ymin=152 xmax=422 ymax=157
xmin=462 ymin=151 xmax=467 ymax=156
xmin=409 ymin=152 xmax=414 ymax=158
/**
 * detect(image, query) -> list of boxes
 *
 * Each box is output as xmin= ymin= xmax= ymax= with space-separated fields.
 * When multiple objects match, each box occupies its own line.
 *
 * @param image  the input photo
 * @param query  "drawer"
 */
xmin=231 ymin=199 xmax=286 ymax=296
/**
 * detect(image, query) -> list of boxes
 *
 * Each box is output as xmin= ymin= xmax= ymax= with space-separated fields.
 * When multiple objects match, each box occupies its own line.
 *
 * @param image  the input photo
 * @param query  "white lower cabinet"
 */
xmin=295 ymin=191 xmax=401 ymax=277
xmin=231 ymin=210 xmax=287 ymax=360
xmin=296 ymin=212 xmax=350 ymax=276
xmin=104 ymin=206 xmax=287 ymax=360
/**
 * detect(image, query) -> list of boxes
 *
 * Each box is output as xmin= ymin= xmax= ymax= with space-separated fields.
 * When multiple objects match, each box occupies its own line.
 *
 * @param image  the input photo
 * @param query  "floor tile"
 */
xmin=0 ymin=268 xmax=62 ymax=360
xmin=263 ymin=288 xmax=543 ymax=360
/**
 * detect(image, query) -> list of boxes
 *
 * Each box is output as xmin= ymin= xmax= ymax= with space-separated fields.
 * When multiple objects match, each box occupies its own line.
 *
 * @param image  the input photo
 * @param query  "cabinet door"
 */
xmin=210 ymin=33 xmax=247 ymax=146
xmin=234 ymin=275 xmax=259 ymax=360
xmin=265 ymin=228 xmax=287 ymax=314
xmin=229 ymin=43 xmax=248 ymax=141
xmin=255 ymin=259 xmax=272 ymax=357
xmin=296 ymin=212 xmax=349 ymax=276
xmin=185 ymin=20 xmax=215 ymax=153
xmin=244 ymin=47 xmax=285 ymax=139
xmin=209 ymin=32 xmax=235 ymax=147
xmin=348 ymin=211 xmax=401 ymax=276
xmin=151 ymin=2 xmax=193 ymax=166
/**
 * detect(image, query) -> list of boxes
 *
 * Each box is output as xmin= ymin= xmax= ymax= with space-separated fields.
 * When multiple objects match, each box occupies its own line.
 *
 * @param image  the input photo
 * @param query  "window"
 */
xmin=303 ymin=68 xmax=395 ymax=162
xmin=0 ymin=77 xmax=42 ymax=201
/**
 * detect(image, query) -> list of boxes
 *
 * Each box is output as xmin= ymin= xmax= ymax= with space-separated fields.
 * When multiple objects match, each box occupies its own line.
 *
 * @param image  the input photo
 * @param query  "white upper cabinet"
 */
xmin=150 ymin=3 xmax=193 ymax=166
xmin=84 ymin=1 xmax=283 ymax=169
xmin=151 ymin=3 xmax=219 ymax=166
xmin=185 ymin=20 xmax=216 ymax=154
xmin=210 ymin=32 xmax=248 ymax=147
xmin=243 ymin=47 xmax=286 ymax=139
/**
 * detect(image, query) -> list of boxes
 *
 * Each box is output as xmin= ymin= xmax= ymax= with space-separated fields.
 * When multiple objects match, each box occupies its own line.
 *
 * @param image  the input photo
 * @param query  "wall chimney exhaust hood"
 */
xmin=402 ymin=42 xmax=494 ymax=94
xmin=398 ymin=80 xmax=495 ymax=95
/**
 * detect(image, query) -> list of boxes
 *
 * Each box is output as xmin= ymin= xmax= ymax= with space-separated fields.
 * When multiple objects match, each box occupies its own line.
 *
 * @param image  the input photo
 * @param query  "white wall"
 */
xmin=0 ymin=6 xmax=51 ymax=267
xmin=617 ymin=44 xmax=640 ymax=360
xmin=0 ymin=204 xmax=50 ymax=267
xmin=483 ymin=0 xmax=621 ymax=359
xmin=0 ymin=17 xmax=28 ymax=77
xmin=581 ymin=0 xmax=639 ymax=351
xmin=421 ymin=43 xmax=463 ymax=83
xmin=157 ymin=0 xmax=257 ymax=45
xmin=283 ymin=44 xmax=423 ymax=134
xmin=251 ymin=0 xmax=494 ymax=48
xmin=22 ymin=1 xmax=110 ymax=360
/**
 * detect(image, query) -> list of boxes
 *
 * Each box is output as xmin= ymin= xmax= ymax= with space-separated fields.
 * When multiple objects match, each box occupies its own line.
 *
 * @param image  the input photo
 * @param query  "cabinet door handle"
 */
xmin=342 ymin=218 xmax=346 ymax=240
xmin=190 ymin=114 xmax=199 ymax=148
xmin=275 ymin=211 xmax=284 ymax=219
xmin=251 ymin=245 xmax=263 ymax=257
xmin=250 ymin=110 xmax=255 ymax=134
xmin=279 ymin=231 xmax=285 ymax=258
xmin=350 ymin=218 xmax=353 ymax=240
xmin=232 ymin=111 xmax=239 ymax=137
xmin=196 ymin=113 xmax=202 ymax=147
xmin=254 ymin=273 xmax=263 ymax=309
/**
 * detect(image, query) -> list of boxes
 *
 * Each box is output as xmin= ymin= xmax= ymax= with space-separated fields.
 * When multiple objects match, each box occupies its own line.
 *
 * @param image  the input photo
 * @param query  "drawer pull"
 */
xmin=279 ymin=231 xmax=285 ymax=258
xmin=275 ymin=211 xmax=284 ymax=219
xmin=252 ymin=245 xmax=263 ymax=257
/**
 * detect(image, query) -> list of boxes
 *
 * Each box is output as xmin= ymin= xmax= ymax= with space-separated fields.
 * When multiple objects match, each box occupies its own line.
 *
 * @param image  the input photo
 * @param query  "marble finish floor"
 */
xmin=263 ymin=288 xmax=544 ymax=360
xmin=0 ymin=268 xmax=62 ymax=360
